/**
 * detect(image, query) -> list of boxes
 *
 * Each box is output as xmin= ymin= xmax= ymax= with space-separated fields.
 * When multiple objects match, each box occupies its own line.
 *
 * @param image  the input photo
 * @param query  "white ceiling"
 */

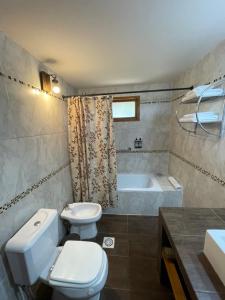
xmin=0 ymin=0 xmax=225 ymax=88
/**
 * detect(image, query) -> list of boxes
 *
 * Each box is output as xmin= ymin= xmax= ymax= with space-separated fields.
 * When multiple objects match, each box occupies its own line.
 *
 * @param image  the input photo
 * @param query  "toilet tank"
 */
xmin=5 ymin=209 xmax=59 ymax=286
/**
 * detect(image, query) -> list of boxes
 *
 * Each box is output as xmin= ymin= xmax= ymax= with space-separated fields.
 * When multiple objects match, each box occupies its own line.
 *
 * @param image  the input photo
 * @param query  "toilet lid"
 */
xmin=50 ymin=241 xmax=103 ymax=284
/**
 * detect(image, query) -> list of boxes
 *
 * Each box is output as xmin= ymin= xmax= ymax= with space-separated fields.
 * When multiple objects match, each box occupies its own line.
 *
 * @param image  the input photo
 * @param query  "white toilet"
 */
xmin=5 ymin=209 xmax=108 ymax=300
xmin=61 ymin=202 xmax=102 ymax=240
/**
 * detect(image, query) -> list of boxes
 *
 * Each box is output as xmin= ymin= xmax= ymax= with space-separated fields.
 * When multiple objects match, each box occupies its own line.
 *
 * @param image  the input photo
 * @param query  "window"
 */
xmin=112 ymin=96 xmax=140 ymax=122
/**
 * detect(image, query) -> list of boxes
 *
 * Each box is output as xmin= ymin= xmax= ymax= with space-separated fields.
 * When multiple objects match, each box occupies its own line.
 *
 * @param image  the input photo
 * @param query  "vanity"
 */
xmin=159 ymin=208 xmax=225 ymax=299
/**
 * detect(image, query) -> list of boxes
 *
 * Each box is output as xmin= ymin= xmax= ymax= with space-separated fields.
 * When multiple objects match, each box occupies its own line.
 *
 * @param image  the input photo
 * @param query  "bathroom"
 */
xmin=1 ymin=1 xmax=225 ymax=299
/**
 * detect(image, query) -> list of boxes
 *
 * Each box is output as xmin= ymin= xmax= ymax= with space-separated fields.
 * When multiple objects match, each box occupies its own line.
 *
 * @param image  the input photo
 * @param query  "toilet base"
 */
xmin=70 ymin=223 xmax=97 ymax=240
xmin=52 ymin=290 xmax=100 ymax=300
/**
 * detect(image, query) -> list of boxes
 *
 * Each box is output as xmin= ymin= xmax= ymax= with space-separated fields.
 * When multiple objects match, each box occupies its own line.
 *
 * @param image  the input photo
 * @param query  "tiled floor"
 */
xmin=96 ymin=214 xmax=173 ymax=300
xmin=36 ymin=215 xmax=173 ymax=300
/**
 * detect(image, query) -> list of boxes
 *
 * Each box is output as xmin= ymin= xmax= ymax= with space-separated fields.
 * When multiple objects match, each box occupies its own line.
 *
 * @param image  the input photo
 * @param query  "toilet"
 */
xmin=5 ymin=209 xmax=108 ymax=300
xmin=61 ymin=202 xmax=102 ymax=240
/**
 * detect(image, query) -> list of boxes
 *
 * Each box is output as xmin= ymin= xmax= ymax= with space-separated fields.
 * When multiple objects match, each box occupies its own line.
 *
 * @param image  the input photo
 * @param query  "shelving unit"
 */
xmin=175 ymin=78 xmax=225 ymax=138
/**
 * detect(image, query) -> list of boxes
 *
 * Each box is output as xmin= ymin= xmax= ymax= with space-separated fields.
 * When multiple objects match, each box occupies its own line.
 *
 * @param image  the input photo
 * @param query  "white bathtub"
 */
xmin=118 ymin=173 xmax=162 ymax=192
xmin=103 ymin=173 xmax=183 ymax=216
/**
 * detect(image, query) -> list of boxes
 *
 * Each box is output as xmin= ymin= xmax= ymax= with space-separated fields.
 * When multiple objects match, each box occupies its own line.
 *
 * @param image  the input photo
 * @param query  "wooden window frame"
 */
xmin=112 ymin=96 xmax=140 ymax=122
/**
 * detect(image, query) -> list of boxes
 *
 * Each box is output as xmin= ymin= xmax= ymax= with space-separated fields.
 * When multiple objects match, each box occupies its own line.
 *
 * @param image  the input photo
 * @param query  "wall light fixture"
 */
xmin=40 ymin=71 xmax=61 ymax=94
xmin=51 ymin=74 xmax=61 ymax=94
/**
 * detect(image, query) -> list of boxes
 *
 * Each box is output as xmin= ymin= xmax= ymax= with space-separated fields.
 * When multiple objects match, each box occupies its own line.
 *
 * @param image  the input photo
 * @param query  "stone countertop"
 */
xmin=159 ymin=207 xmax=225 ymax=300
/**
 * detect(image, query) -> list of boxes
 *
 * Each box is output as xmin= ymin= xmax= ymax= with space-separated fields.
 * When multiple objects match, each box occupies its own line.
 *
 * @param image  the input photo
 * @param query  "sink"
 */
xmin=60 ymin=202 xmax=102 ymax=239
xmin=204 ymin=230 xmax=225 ymax=285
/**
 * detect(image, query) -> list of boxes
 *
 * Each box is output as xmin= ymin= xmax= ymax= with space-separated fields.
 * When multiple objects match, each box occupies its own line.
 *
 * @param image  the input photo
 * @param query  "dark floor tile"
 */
xmin=128 ymin=216 xmax=159 ymax=236
xmin=35 ymin=283 xmax=53 ymax=300
xmin=128 ymin=234 xmax=158 ymax=258
xmin=97 ymin=232 xmax=158 ymax=258
xmin=129 ymin=256 xmax=162 ymax=291
xmin=130 ymin=289 xmax=174 ymax=300
xmin=97 ymin=233 xmax=129 ymax=257
xmin=106 ymin=256 xmax=130 ymax=289
xmin=101 ymin=288 xmax=173 ymax=300
xmin=106 ymin=255 xmax=165 ymax=292
xmin=98 ymin=214 xmax=128 ymax=234
xmin=100 ymin=288 xmax=130 ymax=300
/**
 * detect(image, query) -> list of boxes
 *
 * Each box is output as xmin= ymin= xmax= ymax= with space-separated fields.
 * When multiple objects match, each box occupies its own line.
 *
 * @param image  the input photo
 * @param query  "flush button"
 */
xmin=34 ymin=221 xmax=41 ymax=227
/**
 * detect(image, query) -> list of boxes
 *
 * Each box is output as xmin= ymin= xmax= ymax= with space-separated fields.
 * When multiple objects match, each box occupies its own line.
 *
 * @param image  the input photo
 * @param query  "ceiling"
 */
xmin=0 ymin=0 xmax=225 ymax=88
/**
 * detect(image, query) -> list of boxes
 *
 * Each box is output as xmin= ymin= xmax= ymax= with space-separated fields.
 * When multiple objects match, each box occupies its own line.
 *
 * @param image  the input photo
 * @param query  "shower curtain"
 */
xmin=68 ymin=96 xmax=118 ymax=208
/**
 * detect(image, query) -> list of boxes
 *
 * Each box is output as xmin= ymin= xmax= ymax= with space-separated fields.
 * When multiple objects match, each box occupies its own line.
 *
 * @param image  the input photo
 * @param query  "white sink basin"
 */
xmin=60 ymin=202 xmax=102 ymax=239
xmin=204 ymin=229 xmax=225 ymax=285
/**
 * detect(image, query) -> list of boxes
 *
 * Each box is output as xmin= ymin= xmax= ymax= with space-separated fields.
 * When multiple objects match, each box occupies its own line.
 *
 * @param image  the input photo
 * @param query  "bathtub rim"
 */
xmin=117 ymin=172 xmax=162 ymax=192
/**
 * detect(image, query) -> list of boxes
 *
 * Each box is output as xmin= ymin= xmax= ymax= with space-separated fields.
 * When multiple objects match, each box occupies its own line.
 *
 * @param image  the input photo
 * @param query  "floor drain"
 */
xmin=102 ymin=237 xmax=115 ymax=249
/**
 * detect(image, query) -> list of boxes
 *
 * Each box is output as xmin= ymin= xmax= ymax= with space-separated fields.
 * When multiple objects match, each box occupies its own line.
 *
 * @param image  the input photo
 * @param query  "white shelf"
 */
xmin=181 ymin=85 xmax=224 ymax=104
xmin=181 ymin=95 xmax=224 ymax=104
xmin=176 ymin=79 xmax=225 ymax=138
xmin=179 ymin=119 xmax=222 ymax=124
xmin=179 ymin=112 xmax=222 ymax=124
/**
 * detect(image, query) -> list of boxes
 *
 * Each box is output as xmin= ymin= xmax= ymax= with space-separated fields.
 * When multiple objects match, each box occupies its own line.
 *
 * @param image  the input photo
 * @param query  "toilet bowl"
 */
xmin=5 ymin=209 xmax=108 ymax=300
xmin=61 ymin=202 xmax=102 ymax=239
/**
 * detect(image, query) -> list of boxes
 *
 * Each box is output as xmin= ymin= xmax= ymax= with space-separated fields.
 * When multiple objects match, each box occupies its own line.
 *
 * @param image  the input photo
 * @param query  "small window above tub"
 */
xmin=112 ymin=96 xmax=140 ymax=122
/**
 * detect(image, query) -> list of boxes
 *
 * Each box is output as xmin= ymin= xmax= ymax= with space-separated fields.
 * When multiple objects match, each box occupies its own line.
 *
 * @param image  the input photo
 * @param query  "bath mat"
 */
xmin=102 ymin=237 xmax=115 ymax=249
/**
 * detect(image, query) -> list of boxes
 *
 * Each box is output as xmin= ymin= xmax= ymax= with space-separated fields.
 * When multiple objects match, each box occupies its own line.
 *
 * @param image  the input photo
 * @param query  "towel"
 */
xmin=182 ymin=85 xmax=224 ymax=103
xmin=179 ymin=112 xmax=221 ymax=123
xmin=168 ymin=177 xmax=182 ymax=190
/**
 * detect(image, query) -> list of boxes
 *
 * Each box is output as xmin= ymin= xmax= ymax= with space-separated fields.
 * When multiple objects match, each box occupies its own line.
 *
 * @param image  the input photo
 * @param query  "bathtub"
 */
xmin=118 ymin=173 xmax=162 ymax=192
xmin=104 ymin=173 xmax=183 ymax=216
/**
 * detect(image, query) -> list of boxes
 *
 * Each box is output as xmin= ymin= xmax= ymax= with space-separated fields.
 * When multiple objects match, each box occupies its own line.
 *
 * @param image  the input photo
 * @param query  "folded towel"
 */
xmin=179 ymin=112 xmax=221 ymax=123
xmin=168 ymin=177 xmax=182 ymax=190
xmin=183 ymin=112 xmax=217 ymax=118
xmin=182 ymin=85 xmax=224 ymax=103
xmin=179 ymin=117 xmax=219 ymax=123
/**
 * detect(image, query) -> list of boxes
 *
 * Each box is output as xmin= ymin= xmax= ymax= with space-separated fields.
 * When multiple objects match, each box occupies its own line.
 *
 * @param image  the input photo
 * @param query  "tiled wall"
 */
xmin=78 ymin=84 xmax=172 ymax=174
xmin=169 ymin=40 xmax=225 ymax=207
xmin=0 ymin=32 xmax=74 ymax=299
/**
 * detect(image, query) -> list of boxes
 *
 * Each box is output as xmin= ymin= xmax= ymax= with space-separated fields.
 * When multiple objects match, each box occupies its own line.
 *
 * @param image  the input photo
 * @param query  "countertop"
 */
xmin=159 ymin=207 xmax=225 ymax=300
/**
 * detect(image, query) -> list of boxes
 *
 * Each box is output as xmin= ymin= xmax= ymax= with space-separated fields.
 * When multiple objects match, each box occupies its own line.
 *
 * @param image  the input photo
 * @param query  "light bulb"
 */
xmin=52 ymin=85 xmax=60 ymax=94
xmin=32 ymin=88 xmax=41 ymax=95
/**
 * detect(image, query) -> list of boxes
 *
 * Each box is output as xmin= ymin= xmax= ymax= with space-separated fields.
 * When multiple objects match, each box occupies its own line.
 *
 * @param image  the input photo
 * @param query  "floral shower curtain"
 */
xmin=68 ymin=96 xmax=118 ymax=208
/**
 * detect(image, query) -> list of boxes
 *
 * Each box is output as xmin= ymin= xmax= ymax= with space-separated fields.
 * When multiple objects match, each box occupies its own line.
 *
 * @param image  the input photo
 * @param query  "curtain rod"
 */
xmin=62 ymin=86 xmax=193 ymax=99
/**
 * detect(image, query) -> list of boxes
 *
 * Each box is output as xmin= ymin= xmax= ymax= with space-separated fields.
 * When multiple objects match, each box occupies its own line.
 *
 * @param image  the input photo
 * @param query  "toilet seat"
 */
xmin=50 ymin=241 xmax=103 ymax=285
xmin=47 ymin=241 xmax=108 ymax=299
xmin=49 ymin=253 xmax=107 ymax=288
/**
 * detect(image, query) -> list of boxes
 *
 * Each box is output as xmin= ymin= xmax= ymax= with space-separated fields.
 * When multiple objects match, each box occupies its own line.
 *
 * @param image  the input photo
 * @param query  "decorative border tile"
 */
xmin=141 ymin=100 xmax=171 ymax=104
xmin=141 ymin=94 xmax=186 ymax=104
xmin=170 ymin=151 xmax=225 ymax=187
xmin=117 ymin=149 xmax=168 ymax=154
xmin=0 ymin=162 xmax=70 ymax=215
